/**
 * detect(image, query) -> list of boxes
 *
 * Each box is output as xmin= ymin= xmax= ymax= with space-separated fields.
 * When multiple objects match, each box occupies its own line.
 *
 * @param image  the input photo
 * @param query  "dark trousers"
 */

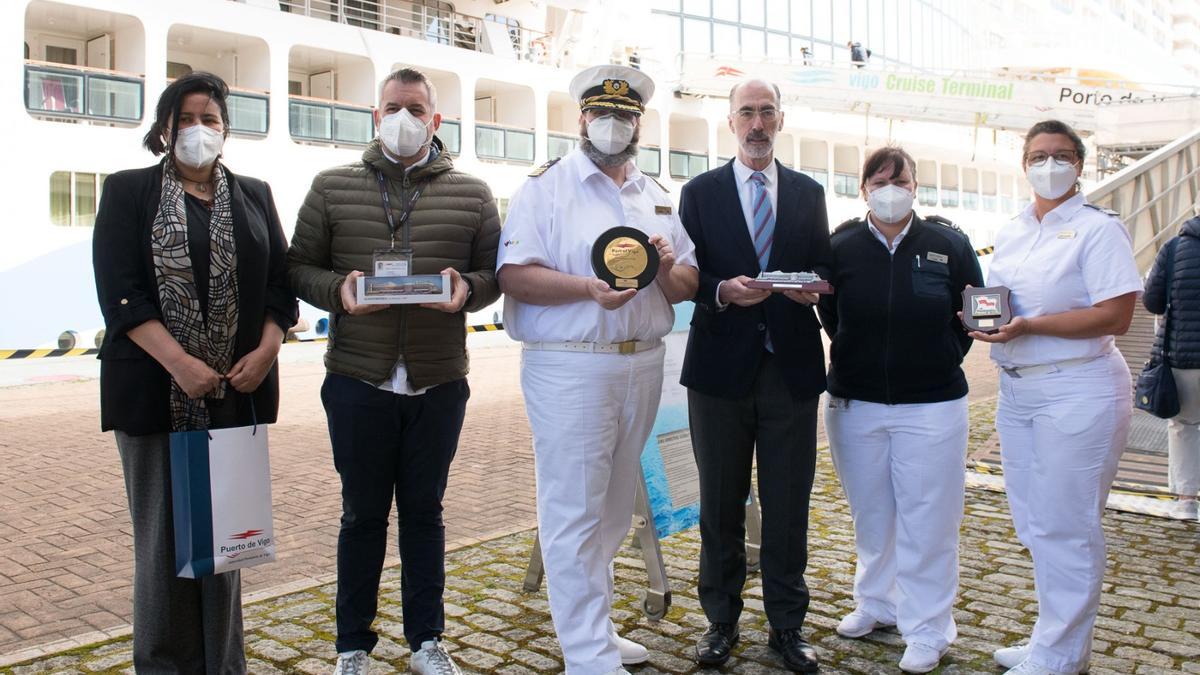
xmin=688 ymin=352 xmax=818 ymax=630
xmin=321 ymin=373 xmax=469 ymax=653
xmin=114 ymin=394 xmax=246 ymax=675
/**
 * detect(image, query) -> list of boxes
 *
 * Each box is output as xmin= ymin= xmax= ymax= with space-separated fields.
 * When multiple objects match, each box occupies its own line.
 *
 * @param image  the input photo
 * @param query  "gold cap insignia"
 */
xmin=603 ymin=79 xmax=630 ymax=97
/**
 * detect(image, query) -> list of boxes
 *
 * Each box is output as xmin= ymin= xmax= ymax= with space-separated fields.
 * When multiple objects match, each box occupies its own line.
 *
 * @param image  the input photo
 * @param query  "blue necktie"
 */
xmin=750 ymin=171 xmax=775 ymax=270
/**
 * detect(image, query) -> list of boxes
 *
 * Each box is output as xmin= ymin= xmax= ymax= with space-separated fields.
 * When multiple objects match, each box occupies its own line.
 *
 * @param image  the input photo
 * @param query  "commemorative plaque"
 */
xmin=961 ymin=286 xmax=1012 ymax=334
xmin=591 ymin=226 xmax=660 ymax=290
xmin=745 ymin=271 xmax=834 ymax=294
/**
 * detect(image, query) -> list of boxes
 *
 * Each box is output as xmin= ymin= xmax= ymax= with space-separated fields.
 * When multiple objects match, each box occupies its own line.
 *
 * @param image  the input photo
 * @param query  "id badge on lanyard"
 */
xmin=373 ymin=169 xmax=423 ymax=276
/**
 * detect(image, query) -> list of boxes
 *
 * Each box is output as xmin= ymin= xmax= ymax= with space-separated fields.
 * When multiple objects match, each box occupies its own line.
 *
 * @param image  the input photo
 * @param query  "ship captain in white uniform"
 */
xmin=971 ymin=119 xmax=1142 ymax=675
xmin=496 ymin=64 xmax=698 ymax=675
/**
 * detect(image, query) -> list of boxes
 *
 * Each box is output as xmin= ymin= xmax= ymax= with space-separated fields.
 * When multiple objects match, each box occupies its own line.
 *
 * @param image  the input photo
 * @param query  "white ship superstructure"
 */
xmin=3 ymin=0 xmax=1197 ymax=349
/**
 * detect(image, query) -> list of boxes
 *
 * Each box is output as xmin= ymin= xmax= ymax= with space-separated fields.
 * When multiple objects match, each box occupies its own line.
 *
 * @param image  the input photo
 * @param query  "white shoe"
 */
xmin=1004 ymin=658 xmax=1077 ymax=675
xmin=996 ymin=644 xmax=1088 ymax=673
xmin=836 ymin=608 xmax=894 ymax=638
xmin=615 ymin=634 xmax=649 ymax=665
xmin=333 ymin=650 xmax=369 ymax=675
xmin=994 ymin=642 xmax=1032 ymax=669
xmin=1168 ymin=498 xmax=1199 ymax=520
xmin=410 ymin=640 xmax=461 ymax=675
xmin=899 ymin=643 xmax=949 ymax=673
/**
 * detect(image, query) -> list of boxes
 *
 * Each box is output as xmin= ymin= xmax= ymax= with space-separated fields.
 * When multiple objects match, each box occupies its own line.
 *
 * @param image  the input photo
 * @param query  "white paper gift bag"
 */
xmin=170 ymin=423 xmax=276 ymax=578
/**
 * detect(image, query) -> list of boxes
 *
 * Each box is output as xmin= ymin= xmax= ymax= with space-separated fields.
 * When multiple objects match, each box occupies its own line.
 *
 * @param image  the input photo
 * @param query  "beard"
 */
xmin=580 ymin=121 xmax=640 ymax=168
xmin=740 ymin=132 xmax=775 ymax=160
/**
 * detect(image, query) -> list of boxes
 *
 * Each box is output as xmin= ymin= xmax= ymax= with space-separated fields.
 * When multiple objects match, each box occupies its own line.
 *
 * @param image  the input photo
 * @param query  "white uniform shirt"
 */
xmin=497 ymin=148 xmax=697 ymax=343
xmin=986 ymin=192 xmax=1142 ymax=368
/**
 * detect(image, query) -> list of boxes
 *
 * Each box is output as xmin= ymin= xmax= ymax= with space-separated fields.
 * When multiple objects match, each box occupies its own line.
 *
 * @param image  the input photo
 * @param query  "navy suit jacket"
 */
xmin=679 ymin=159 xmax=832 ymax=400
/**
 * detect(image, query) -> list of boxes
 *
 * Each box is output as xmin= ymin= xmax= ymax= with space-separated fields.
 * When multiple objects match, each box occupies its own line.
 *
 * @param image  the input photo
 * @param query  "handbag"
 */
xmin=1134 ymin=238 xmax=1181 ymax=419
xmin=170 ymin=400 xmax=276 ymax=578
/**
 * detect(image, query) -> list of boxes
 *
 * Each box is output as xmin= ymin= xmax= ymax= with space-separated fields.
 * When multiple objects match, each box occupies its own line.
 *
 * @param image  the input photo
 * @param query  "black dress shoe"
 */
xmin=768 ymin=627 xmax=819 ymax=672
xmin=695 ymin=622 xmax=739 ymax=665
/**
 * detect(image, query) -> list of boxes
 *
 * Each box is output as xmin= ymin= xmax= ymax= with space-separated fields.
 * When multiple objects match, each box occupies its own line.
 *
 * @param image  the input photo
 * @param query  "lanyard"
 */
xmin=375 ymin=169 xmax=424 ymax=252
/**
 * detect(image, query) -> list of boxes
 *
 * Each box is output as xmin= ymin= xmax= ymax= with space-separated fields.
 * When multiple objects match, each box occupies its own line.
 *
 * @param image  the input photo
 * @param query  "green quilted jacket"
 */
xmin=286 ymin=137 xmax=501 ymax=389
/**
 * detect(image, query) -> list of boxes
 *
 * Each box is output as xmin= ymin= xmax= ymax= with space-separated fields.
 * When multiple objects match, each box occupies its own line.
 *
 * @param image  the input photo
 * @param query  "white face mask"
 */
xmin=174 ymin=124 xmax=224 ymax=169
xmin=867 ymin=184 xmax=914 ymax=223
xmin=1026 ymin=158 xmax=1078 ymax=200
xmin=586 ymin=115 xmax=636 ymax=155
xmin=379 ymin=108 xmax=432 ymax=158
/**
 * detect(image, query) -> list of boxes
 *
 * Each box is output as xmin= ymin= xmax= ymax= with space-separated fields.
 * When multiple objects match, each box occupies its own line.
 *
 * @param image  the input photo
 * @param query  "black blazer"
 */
xmin=92 ymin=163 xmax=298 ymax=435
xmin=679 ymin=160 xmax=833 ymax=399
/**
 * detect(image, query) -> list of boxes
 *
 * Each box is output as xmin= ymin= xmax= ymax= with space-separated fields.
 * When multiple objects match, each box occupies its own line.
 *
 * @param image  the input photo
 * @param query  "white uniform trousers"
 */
xmin=520 ymin=344 xmax=665 ymax=675
xmin=997 ymin=350 xmax=1131 ymax=673
xmin=1167 ymin=368 xmax=1200 ymax=496
xmin=826 ymin=395 xmax=967 ymax=651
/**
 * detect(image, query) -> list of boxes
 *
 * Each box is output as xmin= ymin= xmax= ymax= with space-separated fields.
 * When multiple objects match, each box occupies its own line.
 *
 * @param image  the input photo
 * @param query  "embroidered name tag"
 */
xmin=1058 ymin=230 xmax=1076 ymax=239
xmin=927 ymin=252 xmax=949 ymax=264
xmin=655 ymin=205 xmax=672 ymax=215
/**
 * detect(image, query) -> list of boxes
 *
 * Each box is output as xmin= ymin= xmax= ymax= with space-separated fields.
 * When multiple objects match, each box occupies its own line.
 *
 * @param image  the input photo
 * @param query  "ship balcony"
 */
xmin=637 ymin=146 xmax=662 ymax=177
xmin=23 ymin=1 xmax=145 ymax=125
xmin=278 ymin=0 xmax=551 ymax=64
xmin=475 ymin=79 xmax=534 ymax=165
xmin=668 ymin=113 xmax=708 ymax=181
xmin=438 ymin=119 xmax=461 ymax=155
xmin=288 ymin=45 xmax=375 ymax=147
xmin=167 ymin=25 xmax=271 ymax=137
xmin=547 ymin=132 xmax=577 ymax=161
xmin=24 ymin=61 xmax=143 ymax=124
xmin=832 ymin=144 xmax=859 ymax=198
xmin=800 ymin=139 xmax=829 ymax=191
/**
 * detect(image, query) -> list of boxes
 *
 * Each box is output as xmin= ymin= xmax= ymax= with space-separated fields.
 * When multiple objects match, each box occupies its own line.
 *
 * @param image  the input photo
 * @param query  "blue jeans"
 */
xmin=321 ymin=373 xmax=469 ymax=653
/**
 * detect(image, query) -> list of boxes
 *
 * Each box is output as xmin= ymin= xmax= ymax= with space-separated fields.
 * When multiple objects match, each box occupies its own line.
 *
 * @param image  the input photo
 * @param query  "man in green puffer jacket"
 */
xmin=286 ymin=67 xmax=499 ymax=675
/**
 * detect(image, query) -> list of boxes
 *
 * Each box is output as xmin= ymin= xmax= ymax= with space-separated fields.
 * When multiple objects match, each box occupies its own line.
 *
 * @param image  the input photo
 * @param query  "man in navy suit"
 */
xmin=679 ymin=79 xmax=832 ymax=672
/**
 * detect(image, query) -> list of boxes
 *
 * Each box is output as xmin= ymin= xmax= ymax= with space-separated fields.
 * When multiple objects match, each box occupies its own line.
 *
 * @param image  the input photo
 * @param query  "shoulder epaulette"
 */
xmin=923 ymin=214 xmax=966 ymax=235
xmin=834 ymin=217 xmax=864 ymax=234
xmin=647 ymin=174 xmax=670 ymax=194
xmin=527 ymin=157 xmax=561 ymax=178
xmin=1083 ymin=203 xmax=1120 ymax=218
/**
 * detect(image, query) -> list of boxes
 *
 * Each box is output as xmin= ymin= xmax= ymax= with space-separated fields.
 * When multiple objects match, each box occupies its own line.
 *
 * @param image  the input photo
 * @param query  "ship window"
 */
xmin=438 ymin=119 xmax=461 ymax=154
xmin=50 ymin=171 xmax=107 ymax=227
xmin=638 ymin=146 xmax=662 ymax=176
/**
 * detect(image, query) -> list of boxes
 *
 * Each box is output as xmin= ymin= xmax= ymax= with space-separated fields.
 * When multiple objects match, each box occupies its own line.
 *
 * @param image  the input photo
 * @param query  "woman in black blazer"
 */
xmin=92 ymin=72 xmax=297 ymax=674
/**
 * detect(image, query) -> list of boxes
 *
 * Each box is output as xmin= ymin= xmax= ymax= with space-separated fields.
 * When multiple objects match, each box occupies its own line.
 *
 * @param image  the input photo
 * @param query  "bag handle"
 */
xmin=184 ymin=391 xmax=258 ymax=437
xmin=1160 ymin=237 xmax=1179 ymax=364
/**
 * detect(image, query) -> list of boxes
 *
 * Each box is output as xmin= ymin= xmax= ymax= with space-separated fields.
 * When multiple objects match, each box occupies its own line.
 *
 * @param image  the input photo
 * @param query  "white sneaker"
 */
xmin=996 ymin=644 xmax=1088 ymax=673
xmin=994 ymin=642 xmax=1032 ymax=669
xmin=333 ymin=650 xmax=369 ymax=675
xmin=1004 ymin=659 xmax=1075 ymax=675
xmin=836 ymin=608 xmax=894 ymax=638
xmin=614 ymin=634 xmax=649 ymax=665
xmin=1168 ymin=498 xmax=1199 ymax=520
xmin=899 ymin=643 xmax=949 ymax=673
xmin=410 ymin=640 xmax=461 ymax=675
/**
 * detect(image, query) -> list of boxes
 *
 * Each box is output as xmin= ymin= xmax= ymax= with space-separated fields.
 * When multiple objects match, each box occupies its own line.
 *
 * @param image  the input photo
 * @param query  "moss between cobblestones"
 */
xmin=5 ymin=407 xmax=1199 ymax=674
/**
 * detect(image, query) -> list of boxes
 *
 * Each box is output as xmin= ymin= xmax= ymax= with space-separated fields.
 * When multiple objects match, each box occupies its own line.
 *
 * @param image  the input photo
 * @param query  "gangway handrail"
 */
xmin=1087 ymin=127 xmax=1200 ymax=272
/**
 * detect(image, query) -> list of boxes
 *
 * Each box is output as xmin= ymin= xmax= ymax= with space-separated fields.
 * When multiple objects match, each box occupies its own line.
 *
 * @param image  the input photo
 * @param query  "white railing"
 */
xmin=1089 ymin=127 xmax=1200 ymax=273
xmin=277 ymin=0 xmax=550 ymax=63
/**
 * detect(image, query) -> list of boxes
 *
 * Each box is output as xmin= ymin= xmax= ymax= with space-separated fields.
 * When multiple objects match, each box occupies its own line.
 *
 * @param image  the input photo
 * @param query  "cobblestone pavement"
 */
xmin=5 ymin=394 xmax=1200 ymax=674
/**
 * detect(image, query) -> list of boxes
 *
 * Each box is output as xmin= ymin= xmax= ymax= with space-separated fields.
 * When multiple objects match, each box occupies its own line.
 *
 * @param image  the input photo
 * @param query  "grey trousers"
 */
xmin=116 ymin=429 xmax=246 ymax=674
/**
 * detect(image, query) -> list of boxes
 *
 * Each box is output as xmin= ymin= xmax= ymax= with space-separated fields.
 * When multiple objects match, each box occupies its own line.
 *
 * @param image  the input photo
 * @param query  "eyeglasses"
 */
xmin=1025 ymin=150 xmax=1079 ymax=166
xmin=734 ymin=107 xmax=779 ymax=122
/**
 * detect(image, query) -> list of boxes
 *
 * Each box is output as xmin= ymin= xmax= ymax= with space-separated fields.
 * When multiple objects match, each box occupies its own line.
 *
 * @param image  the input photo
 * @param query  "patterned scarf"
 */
xmin=151 ymin=159 xmax=239 ymax=431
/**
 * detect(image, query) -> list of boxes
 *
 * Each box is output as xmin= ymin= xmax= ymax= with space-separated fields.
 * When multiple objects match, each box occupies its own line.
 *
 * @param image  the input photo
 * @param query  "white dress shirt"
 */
xmin=497 ymin=148 xmax=697 ymax=343
xmin=715 ymin=158 xmax=781 ymax=307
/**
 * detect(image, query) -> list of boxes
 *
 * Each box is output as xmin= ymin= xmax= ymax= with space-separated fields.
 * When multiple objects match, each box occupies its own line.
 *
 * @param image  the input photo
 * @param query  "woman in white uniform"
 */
xmin=818 ymin=146 xmax=983 ymax=674
xmin=972 ymin=119 xmax=1141 ymax=675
